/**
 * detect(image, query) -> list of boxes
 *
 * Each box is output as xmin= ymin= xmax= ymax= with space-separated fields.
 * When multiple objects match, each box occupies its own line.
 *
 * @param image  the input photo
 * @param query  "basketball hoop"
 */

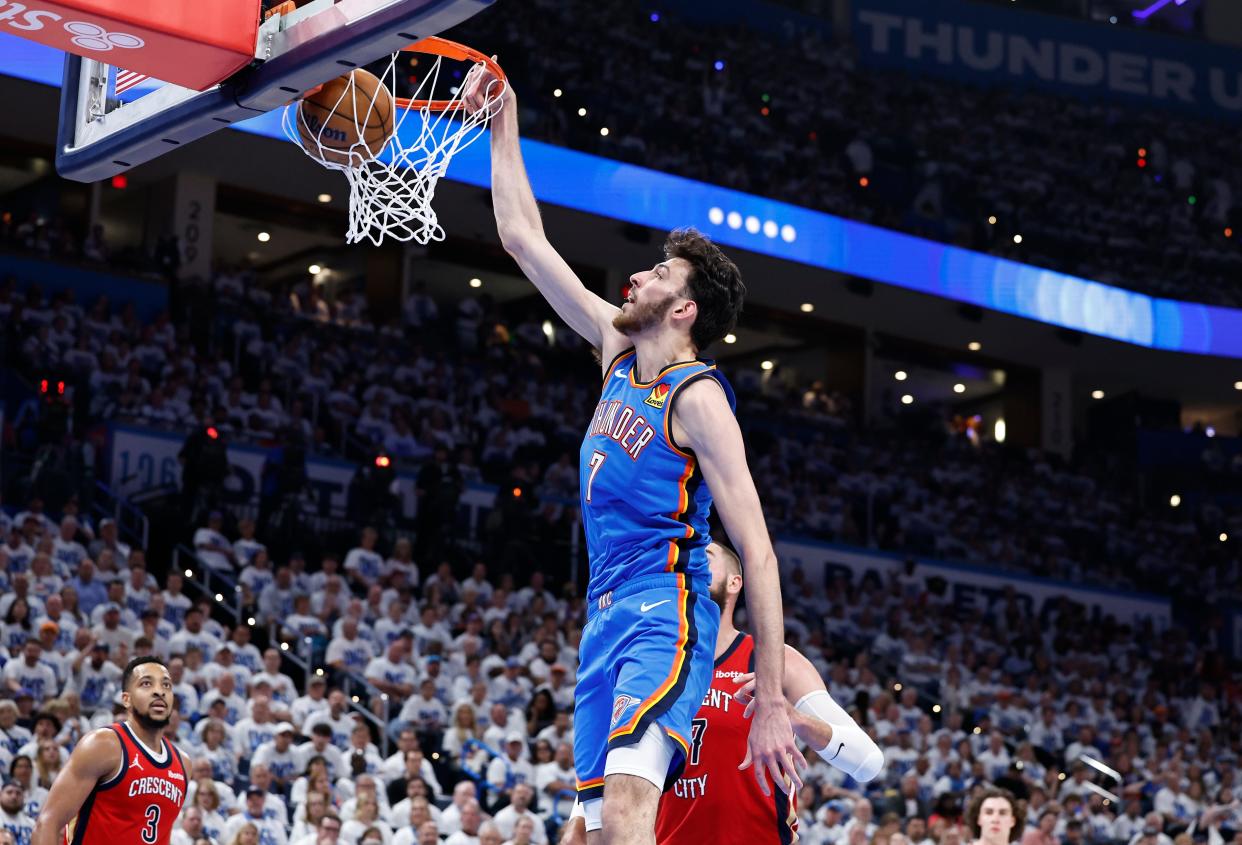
xmin=282 ymin=37 xmax=507 ymax=246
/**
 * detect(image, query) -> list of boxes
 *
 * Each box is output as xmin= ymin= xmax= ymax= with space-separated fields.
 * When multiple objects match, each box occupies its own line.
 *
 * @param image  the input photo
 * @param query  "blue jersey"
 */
xmin=579 ymin=349 xmax=735 ymax=603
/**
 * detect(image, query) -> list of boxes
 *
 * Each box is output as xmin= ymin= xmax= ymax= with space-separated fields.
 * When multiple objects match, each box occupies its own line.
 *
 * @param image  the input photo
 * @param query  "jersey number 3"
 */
xmin=142 ymin=804 xmax=161 ymax=844
xmin=586 ymin=450 xmax=607 ymax=503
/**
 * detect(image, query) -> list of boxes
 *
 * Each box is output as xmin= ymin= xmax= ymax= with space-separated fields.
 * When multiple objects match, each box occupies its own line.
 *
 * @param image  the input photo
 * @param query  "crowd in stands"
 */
xmin=0 ymin=484 xmax=1239 ymax=845
xmin=444 ymin=1 xmax=1242 ymax=308
xmin=2 ymin=262 xmax=1236 ymax=605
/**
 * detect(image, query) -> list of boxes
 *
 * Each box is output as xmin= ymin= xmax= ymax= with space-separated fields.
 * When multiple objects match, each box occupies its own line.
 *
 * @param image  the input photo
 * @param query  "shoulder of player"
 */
xmin=70 ymin=726 xmax=124 ymax=775
xmin=668 ymin=375 xmax=732 ymax=445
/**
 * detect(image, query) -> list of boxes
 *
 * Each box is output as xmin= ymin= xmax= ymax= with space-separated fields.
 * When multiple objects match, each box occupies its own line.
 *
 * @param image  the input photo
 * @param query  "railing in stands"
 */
xmin=174 ymin=543 xmax=242 ymax=626
xmin=459 ymin=738 xmax=509 ymax=801
xmin=336 ymin=671 xmax=394 ymax=758
xmin=91 ymin=480 xmax=150 ymax=549
xmin=550 ymin=789 xmax=577 ymax=829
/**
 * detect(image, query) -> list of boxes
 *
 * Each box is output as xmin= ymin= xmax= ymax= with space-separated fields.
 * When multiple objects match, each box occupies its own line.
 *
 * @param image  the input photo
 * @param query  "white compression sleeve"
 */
xmin=794 ymin=690 xmax=885 ymax=782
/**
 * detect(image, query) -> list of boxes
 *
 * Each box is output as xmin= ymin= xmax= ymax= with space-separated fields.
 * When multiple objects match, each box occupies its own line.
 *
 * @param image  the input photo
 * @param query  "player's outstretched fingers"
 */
xmin=732 ymin=672 xmax=755 ymax=702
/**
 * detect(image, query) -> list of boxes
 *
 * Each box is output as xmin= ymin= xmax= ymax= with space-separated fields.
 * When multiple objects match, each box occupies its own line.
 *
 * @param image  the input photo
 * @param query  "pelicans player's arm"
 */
xmin=31 ymin=728 xmax=124 ymax=845
xmin=671 ymin=377 xmax=806 ymax=797
xmin=735 ymin=647 xmax=885 ymax=782
xmin=482 ymin=76 xmax=629 ymax=370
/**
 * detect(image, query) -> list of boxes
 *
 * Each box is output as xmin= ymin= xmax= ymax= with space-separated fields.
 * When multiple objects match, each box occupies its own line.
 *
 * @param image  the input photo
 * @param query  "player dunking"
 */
xmin=32 ymin=657 xmax=189 ymax=845
xmin=464 ymin=68 xmax=803 ymax=845
xmin=558 ymin=543 xmax=885 ymax=845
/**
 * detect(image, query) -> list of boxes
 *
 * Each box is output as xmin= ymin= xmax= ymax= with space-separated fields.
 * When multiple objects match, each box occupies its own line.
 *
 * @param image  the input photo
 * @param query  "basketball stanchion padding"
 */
xmin=283 ymin=36 xmax=507 ymax=246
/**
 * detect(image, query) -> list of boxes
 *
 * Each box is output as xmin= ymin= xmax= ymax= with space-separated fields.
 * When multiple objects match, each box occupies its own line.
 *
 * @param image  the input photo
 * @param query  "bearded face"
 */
xmin=612 ymin=290 xmax=680 ymax=336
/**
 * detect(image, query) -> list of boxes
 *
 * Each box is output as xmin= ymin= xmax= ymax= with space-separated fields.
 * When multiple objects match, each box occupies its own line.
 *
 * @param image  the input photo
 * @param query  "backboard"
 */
xmin=53 ymin=0 xmax=494 ymax=182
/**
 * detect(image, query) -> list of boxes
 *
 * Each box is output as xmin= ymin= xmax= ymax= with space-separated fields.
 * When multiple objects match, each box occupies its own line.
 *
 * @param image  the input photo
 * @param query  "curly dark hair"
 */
xmin=664 ymin=228 xmax=745 ymax=352
xmin=965 ymin=787 xmax=1022 ymax=842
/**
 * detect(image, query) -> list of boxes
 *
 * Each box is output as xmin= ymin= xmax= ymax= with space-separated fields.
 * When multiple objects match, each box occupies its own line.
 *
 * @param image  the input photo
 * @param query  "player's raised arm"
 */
xmin=31 ymin=728 xmax=122 ymax=845
xmin=463 ymin=64 xmax=626 ymax=360
xmin=671 ymin=376 xmax=806 ymax=797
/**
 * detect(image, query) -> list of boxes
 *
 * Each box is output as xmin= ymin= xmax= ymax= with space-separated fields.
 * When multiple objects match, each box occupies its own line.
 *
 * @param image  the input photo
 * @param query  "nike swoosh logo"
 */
xmin=829 ymin=742 xmax=845 ymax=761
xmin=639 ymin=600 xmax=672 ymax=613
xmin=614 ymin=370 xmax=626 ymax=378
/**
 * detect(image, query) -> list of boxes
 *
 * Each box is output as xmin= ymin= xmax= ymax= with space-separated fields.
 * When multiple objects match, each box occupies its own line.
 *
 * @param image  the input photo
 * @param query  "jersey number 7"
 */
xmin=586 ymin=450 xmax=607 ymax=503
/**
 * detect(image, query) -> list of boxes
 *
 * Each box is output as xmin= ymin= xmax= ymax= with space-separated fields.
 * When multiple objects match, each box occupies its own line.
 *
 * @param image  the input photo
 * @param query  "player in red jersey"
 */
xmin=561 ymin=543 xmax=885 ymax=845
xmin=31 ymin=656 xmax=190 ymax=845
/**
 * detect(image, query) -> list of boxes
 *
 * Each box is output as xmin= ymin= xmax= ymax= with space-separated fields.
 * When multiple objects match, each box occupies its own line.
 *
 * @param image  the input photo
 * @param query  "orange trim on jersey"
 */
xmin=665 ymin=459 xmax=696 ymax=571
xmin=666 ymin=727 xmax=690 ymax=757
xmin=577 ymin=776 xmax=605 ymax=791
xmin=629 ymin=359 xmax=702 ymax=389
xmin=608 ymin=586 xmax=691 ymax=742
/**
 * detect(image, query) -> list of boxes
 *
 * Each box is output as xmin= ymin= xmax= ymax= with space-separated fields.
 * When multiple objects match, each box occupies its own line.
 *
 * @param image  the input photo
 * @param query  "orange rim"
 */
xmin=395 ymin=36 xmax=506 ymax=112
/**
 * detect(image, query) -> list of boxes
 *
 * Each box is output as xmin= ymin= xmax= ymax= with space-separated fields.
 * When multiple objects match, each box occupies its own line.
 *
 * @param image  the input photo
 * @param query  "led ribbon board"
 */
xmin=5 ymin=35 xmax=1241 ymax=358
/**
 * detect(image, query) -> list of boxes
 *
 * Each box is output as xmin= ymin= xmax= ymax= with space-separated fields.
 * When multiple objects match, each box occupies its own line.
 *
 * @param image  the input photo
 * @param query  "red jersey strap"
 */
xmin=97 ymin=725 xmax=129 ymax=791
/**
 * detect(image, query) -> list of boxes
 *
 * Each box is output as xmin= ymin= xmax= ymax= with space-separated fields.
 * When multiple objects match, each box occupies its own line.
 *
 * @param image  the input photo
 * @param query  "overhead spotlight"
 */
xmin=317 ymin=193 xmax=332 ymax=203
xmin=968 ymin=341 xmax=982 ymax=351
xmin=553 ymin=88 xmax=562 ymax=97
xmin=800 ymin=303 xmax=814 ymax=313
xmin=760 ymin=360 xmax=774 ymax=371
xmin=184 ymin=569 xmax=193 ymax=577
xmin=1091 ymin=389 xmax=1105 ymax=400
xmin=994 ymin=419 xmax=1006 ymax=443
xmin=214 ymin=593 xmax=223 ymax=602
xmin=893 ymin=683 xmax=903 ymax=692
xmin=894 ymin=371 xmax=908 ymax=381
xmin=1234 ymin=381 xmax=1242 ymax=390
xmin=256 ymin=232 xmax=270 ymax=242
xmin=901 ymin=394 xmax=914 ymax=405
xmin=987 ymin=216 xmax=997 ymax=225
xmin=469 ymin=277 xmax=482 ymax=288
xmin=1013 ymin=234 xmax=1023 ymax=244
xmin=724 ymin=333 xmax=737 ymax=344
xmin=308 ymin=264 xmax=322 ymax=275
xmin=932 ymin=704 xmax=942 ymax=713
xmin=1221 ymin=533 xmax=1229 ymax=542
xmin=577 ymin=107 xmax=587 ymax=117
xmin=599 ymin=127 xmax=609 ymax=136
xmin=1170 ymin=494 xmax=1182 ymax=507
xmin=953 ymin=383 xmax=965 ymax=394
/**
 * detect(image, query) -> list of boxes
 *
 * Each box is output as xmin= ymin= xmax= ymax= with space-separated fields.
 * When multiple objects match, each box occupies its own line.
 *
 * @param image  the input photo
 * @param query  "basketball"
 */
xmin=296 ymin=68 xmax=394 ymax=166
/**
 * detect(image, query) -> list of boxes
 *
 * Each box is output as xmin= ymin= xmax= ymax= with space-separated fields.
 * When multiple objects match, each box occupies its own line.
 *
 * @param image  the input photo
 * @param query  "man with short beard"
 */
xmin=31 ymin=656 xmax=191 ymax=845
xmin=0 ymin=780 xmax=35 ymax=845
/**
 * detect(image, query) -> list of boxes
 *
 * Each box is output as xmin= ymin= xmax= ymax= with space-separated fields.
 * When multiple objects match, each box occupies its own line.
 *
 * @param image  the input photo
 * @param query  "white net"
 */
xmin=282 ymin=47 xmax=506 ymax=246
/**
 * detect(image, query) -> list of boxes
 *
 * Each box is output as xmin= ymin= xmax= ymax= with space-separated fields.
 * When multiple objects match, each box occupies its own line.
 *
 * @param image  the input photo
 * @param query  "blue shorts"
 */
xmin=573 ymin=573 xmax=720 ymax=802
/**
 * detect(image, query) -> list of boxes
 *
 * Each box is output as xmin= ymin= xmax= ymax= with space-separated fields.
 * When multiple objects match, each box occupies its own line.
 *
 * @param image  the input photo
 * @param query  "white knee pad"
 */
xmin=603 ymin=721 xmax=677 ymax=791
xmin=795 ymin=690 xmax=886 ymax=782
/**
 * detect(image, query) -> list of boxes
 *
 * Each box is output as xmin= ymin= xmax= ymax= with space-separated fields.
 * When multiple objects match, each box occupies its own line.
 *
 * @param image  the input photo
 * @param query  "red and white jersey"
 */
xmin=65 ymin=722 xmax=187 ymax=845
xmin=656 ymin=632 xmax=798 ymax=845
